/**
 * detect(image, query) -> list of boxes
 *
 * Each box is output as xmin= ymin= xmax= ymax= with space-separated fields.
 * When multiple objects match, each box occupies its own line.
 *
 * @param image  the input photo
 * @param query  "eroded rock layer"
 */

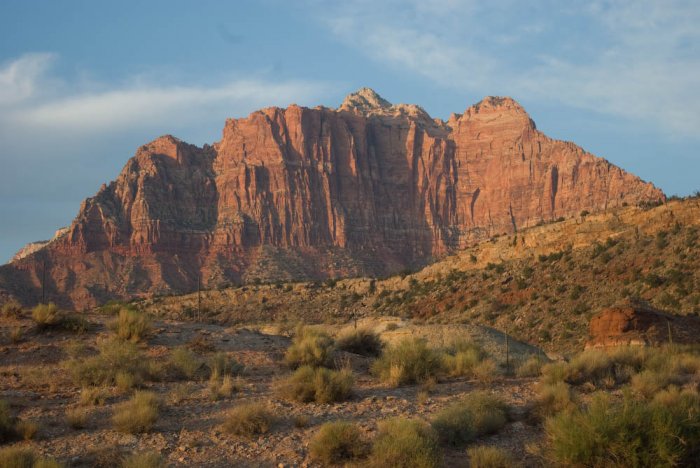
xmin=0 ymin=89 xmax=664 ymax=308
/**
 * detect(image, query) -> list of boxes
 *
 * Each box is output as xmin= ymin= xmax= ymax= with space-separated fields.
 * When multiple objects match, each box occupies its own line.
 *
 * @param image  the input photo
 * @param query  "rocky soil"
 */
xmin=0 ymin=313 xmax=544 ymax=467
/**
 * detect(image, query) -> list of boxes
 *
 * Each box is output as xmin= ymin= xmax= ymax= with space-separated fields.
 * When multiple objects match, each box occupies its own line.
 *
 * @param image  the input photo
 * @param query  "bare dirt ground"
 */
xmin=1 ymin=313 xmax=545 ymax=467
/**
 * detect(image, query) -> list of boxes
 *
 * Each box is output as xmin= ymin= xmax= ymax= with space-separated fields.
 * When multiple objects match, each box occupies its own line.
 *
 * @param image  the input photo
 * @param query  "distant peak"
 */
xmin=339 ymin=87 xmax=392 ymax=113
xmin=467 ymin=96 xmax=526 ymax=114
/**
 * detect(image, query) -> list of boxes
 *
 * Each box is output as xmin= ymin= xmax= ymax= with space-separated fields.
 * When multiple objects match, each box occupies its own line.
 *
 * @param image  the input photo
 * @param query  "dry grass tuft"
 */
xmin=372 ymin=338 xmax=443 ymax=387
xmin=222 ymin=402 xmax=275 ymax=437
xmin=112 ymin=391 xmax=159 ymax=434
xmin=467 ymin=445 xmax=513 ymax=468
xmin=284 ymin=326 xmax=335 ymax=368
xmin=276 ymin=366 xmax=353 ymax=403
xmin=110 ymin=308 xmax=151 ymax=342
xmin=309 ymin=420 xmax=367 ymax=465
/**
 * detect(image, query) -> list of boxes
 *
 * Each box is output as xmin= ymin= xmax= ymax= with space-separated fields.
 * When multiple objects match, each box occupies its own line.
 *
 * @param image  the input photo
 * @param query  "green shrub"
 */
xmin=1 ymin=300 xmax=22 ymax=318
xmin=67 ymin=338 xmax=152 ymax=387
xmin=112 ymin=391 xmax=159 ymax=433
xmin=545 ymin=391 xmax=700 ymax=466
xmin=533 ymin=382 xmax=576 ymax=420
xmin=467 ymin=446 xmax=513 ymax=468
xmin=276 ymin=366 xmax=353 ymax=403
xmin=431 ymin=391 xmax=508 ymax=446
xmin=372 ymin=338 xmax=443 ymax=387
xmin=222 ymin=402 xmax=274 ymax=437
xmin=336 ymin=327 xmax=384 ymax=357
xmin=32 ymin=303 xmax=61 ymax=328
xmin=630 ymin=369 xmax=679 ymax=399
xmin=169 ymin=347 xmax=202 ymax=380
xmin=368 ymin=418 xmax=441 ymax=468
xmin=284 ymin=327 xmax=335 ymax=368
xmin=121 ymin=451 xmax=164 ymax=468
xmin=309 ymin=421 xmax=367 ymax=465
xmin=442 ymin=341 xmax=485 ymax=378
xmin=110 ymin=308 xmax=151 ymax=342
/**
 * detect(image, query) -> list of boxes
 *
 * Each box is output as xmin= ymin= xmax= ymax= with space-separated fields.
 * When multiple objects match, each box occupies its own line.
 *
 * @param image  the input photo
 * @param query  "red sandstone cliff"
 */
xmin=0 ymin=89 xmax=665 ymax=308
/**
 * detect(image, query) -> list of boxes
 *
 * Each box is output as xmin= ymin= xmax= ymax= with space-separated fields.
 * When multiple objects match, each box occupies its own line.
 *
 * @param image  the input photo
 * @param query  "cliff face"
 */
xmin=0 ymin=89 xmax=664 ymax=308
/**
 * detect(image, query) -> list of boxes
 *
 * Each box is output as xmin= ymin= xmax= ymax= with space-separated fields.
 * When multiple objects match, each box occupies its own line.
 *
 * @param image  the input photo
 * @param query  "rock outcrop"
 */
xmin=586 ymin=301 xmax=700 ymax=348
xmin=10 ymin=227 xmax=69 ymax=263
xmin=0 ymin=90 xmax=665 ymax=309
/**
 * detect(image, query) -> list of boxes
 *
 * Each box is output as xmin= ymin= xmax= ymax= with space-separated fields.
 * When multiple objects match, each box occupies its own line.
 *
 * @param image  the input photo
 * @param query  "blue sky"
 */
xmin=1 ymin=0 xmax=698 ymax=262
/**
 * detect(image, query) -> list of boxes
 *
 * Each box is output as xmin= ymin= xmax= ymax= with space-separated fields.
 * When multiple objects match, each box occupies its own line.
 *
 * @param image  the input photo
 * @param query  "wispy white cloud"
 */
xmin=0 ymin=54 xmax=331 ymax=135
xmin=0 ymin=53 xmax=56 ymax=105
xmin=316 ymin=0 xmax=700 ymax=137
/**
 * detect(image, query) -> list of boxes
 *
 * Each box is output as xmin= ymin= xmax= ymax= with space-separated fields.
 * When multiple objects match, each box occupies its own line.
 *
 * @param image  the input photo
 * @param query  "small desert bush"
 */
xmin=66 ymin=407 xmax=88 ymax=429
xmin=67 ymin=338 xmax=151 ymax=387
xmin=78 ymin=387 xmax=108 ymax=406
xmin=368 ymin=418 xmax=441 ymax=468
xmin=9 ymin=326 xmax=23 ymax=344
xmin=467 ymin=446 xmax=513 ymax=468
xmin=208 ymin=352 xmax=244 ymax=377
xmin=208 ymin=372 xmax=242 ymax=401
xmin=1 ymin=300 xmax=22 ymax=318
xmin=31 ymin=303 xmax=61 ymax=328
xmin=533 ymin=381 xmax=576 ymax=420
xmin=516 ymin=355 xmax=544 ymax=377
xmin=0 ymin=447 xmax=61 ymax=468
xmin=284 ymin=326 xmax=335 ymax=368
xmin=169 ymin=347 xmax=202 ymax=380
xmin=110 ymin=308 xmax=151 ymax=342
xmin=276 ymin=366 xmax=353 ymax=403
xmin=222 ymin=402 xmax=274 ymax=437
xmin=15 ymin=419 xmax=39 ymax=440
xmin=542 ymin=347 xmax=648 ymax=389
xmin=442 ymin=341 xmax=485 ymax=378
xmin=431 ymin=391 xmax=508 ymax=447
xmin=112 ymin=391 xmax=159 ymax=433
xmin=336 ymin=327 xmax=384 ymax=356
xmin=472 ymin=359 xmax=499 ymax=383
xmin=372 ymin=338 xmax=443 ymax=387
xmin=309 ymin=420 xmax=367 ymax=465
xmin=121 ymin=451 xmax=164 ymax=468
xmin=629 ymin=368 xmax=679 ymax=399
xmin=545 ymin=390 xmax=700 ymax=467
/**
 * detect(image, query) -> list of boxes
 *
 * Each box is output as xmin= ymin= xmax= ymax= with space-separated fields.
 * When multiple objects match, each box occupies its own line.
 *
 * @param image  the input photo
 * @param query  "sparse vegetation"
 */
xmin=545 ymin=390 xmax=700 ymax=466
xmin=31 ymin=302 xmax=61 ymax=328
xmin=222 ymin=402 xmax=275 ymax=437
xmin=284 ymin=326 xmax=336 ymax=368
xmin=309 ymin=421 xmax=367 ymax=465
xmin=112 ymin=391 xmax=160 ymax=433
xmin=368 ymin=418 xmax=441 ymax=468
xmin=110 ymin=308 xmax=151 ymax=342
xmin=276 ymin=366 xmax=353 ymax=403
xmin=67 ymin=338 xmax=153 ymax=387
xmin=336 ymin=327 xmax=383 ymax=356
xmin=467 ymin=446 xmax=513 ymax=468
xmin=0 ymin=446 xmax=61 ymax=468
xmin=169 ymin=346 xmax=202 ymax=380
xmin=372 ymin=338 xmax=443 ymax=387
xmin=1 ymin=300 xmax=22 ymax=318
xmin=66 ymin=407 xmax=88 ymax=429
xmin=431 ymin=391 xmax=508 ymax=446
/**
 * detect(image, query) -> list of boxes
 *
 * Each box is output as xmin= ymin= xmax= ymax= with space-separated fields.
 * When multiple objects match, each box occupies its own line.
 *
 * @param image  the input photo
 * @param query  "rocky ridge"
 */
xmin=0 ymin=89 xmax=664 ymax=309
